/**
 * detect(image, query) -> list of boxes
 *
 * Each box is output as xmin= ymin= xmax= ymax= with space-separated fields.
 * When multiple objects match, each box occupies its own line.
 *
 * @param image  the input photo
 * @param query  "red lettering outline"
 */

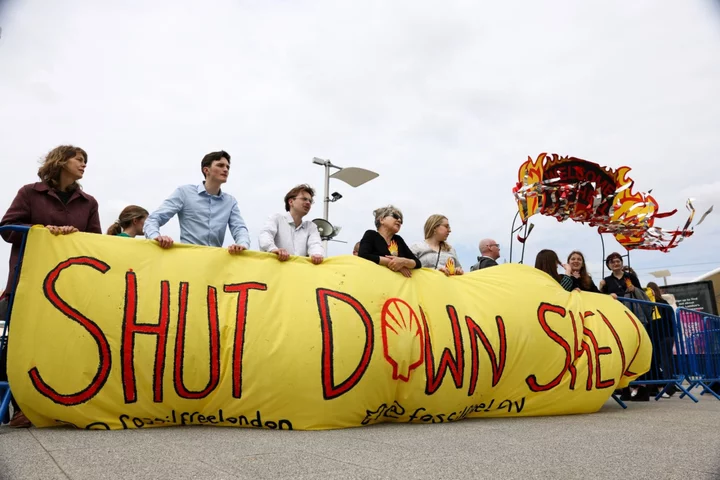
xmin=32 ymin=257 xmax=112 ymax=405
xmin=466 ymin=314 xmax=507 ymax=396
xmin=172 ymin=284 xmax=221 ymax=399
xmin=121 ymin=274 xmax=170 ymax=403
xmin=224 ymin=282 xmax=267 ymax=399
xmin=525 ymin=303 xmax=572 ymax=392
xmin=316 ymin=288 xmax=374 ymax=400
xmin=422 ymin=305 xmax=464 ymax=395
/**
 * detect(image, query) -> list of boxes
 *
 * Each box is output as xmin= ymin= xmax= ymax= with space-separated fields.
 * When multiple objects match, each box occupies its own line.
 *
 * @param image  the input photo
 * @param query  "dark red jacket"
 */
xmin=0 ymin=182 xmax=102 ymax=294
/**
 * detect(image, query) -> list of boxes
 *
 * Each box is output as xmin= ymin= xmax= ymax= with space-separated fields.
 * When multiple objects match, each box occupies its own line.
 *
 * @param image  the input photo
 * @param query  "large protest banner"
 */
xmin=7 ymin=227 xmax=651 ymax=430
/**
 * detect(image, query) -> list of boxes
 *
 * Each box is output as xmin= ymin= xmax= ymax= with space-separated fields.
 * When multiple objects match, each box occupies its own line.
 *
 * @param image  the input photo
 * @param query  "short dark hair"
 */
xmin=605 ymin=252 xmax=623 ymax=268
xmin=201 ymin=151 xmax=231 ymax=178
xmin=284 ymin=184 xmax=315 ymax=212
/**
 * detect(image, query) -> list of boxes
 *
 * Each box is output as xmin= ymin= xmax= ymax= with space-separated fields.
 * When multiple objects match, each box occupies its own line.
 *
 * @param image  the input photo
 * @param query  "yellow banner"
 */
xmin=8 ymin=227 xmax=651 ymax=430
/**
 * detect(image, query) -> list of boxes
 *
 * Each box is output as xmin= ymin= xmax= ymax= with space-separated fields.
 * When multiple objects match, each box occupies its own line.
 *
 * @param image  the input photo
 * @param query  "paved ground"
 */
xmin=1 ymin=395 xmax=719 ymax=480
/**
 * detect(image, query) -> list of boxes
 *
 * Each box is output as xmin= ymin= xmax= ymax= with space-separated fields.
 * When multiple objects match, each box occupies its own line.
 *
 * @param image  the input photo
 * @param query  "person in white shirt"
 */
xmin=258 ymin=184 xmax=324 ymax=264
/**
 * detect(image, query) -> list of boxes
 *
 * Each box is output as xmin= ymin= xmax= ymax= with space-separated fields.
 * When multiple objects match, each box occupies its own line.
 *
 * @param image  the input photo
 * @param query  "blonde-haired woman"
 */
xmin=410 ymin=214 xmax=463 ymax=276
xmin=0 ymin=145 xmax=101 ymax=428
xmin=107 ymin=205 xmax=149 ymax=237
xmin=358 ymin=205 xmax=420 ymax=277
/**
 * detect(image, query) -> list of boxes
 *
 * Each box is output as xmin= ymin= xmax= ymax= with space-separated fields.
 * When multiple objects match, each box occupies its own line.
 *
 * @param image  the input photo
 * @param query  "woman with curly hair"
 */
xmin=0 ymin=145 xmax=101 ymax=427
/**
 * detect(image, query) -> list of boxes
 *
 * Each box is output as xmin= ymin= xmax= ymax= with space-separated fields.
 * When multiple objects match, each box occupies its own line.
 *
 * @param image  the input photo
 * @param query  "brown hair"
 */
xmin=37 ymin=145 xmax=87 ymax=191
xmin=647 ymin=282 xmax=664 ymax=302
xmin=605 ymin=252 xmax=623 ymax=268
xmin=106 ymin=205 xmax=149 ymax=235
xmin=567 ymin=250 xmax=592 ymax=290
xmin=535 ymin=249 xmax=562 ymax=282
xmin=284 ymin=184 xmax=315 ymax=212
xmin=423 ymin=214 xmax=451 ymax=251
xmin=200 ymin=150 xmax=231 ymax=178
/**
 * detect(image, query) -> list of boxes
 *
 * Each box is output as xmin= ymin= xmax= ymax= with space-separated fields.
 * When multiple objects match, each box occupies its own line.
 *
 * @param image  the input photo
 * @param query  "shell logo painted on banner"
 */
xmin=8 ymin=227 xmax=651 ymax=430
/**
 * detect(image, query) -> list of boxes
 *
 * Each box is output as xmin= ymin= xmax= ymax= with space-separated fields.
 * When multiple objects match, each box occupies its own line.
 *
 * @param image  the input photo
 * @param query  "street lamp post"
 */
xmin=649 ymin=269 xmax=672 ymax=286
xmin=312 ymin=157 xmax=379 ymax=253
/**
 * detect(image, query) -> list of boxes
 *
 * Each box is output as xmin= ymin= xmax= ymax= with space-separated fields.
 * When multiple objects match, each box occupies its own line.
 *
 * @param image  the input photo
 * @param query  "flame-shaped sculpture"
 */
xmin=512 ymin=153 xmax=711 ymax=252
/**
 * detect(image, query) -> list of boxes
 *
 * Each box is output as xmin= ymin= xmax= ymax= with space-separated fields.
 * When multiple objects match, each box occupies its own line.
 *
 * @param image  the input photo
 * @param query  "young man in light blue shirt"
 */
xmin=144 ymin=150 xmax=250 ymax=253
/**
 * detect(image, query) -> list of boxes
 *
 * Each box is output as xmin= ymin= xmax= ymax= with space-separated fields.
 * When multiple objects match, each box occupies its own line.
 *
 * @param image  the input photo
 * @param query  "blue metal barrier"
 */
xmin=617 ymin=296 xmax=699 ymax=404
xmin=675 ymin=308 xmax=720 ymax=401
xmin=0 ymin=225 xmax=30 ymax=424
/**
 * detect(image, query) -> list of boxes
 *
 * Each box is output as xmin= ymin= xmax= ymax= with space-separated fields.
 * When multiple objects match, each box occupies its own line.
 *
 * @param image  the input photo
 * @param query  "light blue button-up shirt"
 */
xmin=144 ymin=184 xmax=250 ymax=248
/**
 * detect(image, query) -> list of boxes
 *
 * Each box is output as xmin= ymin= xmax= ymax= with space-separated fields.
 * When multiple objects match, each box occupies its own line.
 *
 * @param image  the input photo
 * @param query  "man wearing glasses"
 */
xmin=259 ymin=184 xmax=324 ymax=264
xmin=470 ymin=239 xmax=500 ymax=271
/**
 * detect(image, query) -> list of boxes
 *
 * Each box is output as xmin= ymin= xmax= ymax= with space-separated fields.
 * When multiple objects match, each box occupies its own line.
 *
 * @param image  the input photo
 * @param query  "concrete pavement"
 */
xmin=1 ymin=395 xmax=719 ymax=479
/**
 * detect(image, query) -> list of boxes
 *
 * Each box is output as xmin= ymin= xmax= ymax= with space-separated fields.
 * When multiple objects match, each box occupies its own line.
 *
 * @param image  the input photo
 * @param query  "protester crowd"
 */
xmin=0 ymin=145 xmax=698 ymax=426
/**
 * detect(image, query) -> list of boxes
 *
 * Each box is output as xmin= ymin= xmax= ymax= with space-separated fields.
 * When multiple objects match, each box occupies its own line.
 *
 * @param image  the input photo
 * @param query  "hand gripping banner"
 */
xmin=8 ymin=228 xmax=651 ymax=430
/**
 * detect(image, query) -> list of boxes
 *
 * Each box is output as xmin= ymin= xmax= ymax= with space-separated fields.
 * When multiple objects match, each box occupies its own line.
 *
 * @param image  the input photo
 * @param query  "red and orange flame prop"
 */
xmin=513 ymin=153 xmax=712 ymax=252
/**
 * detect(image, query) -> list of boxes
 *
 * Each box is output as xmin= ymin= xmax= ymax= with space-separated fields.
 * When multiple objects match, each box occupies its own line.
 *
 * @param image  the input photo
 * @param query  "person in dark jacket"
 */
xmin=0 ymin=145 xmax=102 ymax=428
xmin=358 ymin=205 xmax=420 ymax=278
xmin=647 ymin=282 xmax=677 ymax=396
xmin=599 ymin=252 xmax=641 ymax=299
xmin=470 ymin=238 xmax=500 ymax=271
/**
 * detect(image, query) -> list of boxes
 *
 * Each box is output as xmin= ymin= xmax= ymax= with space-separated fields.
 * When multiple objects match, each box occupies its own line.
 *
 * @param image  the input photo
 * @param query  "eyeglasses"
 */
xmin=294 ymin=196 xmax=314 ymax=204
xmin=490 ymin=244 xmax=500 ymax=248
xmin=388 ymin=213 xmax=403 ymax=224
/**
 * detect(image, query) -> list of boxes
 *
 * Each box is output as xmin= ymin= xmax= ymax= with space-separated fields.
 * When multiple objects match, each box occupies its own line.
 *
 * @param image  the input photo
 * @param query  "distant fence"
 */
xmin=617 ymin=296 xmax=720 ymax=406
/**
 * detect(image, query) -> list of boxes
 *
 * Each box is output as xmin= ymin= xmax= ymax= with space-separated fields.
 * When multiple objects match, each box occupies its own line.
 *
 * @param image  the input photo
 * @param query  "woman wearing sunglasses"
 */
xmin=358 ymin=205 xmax=420 ymax=277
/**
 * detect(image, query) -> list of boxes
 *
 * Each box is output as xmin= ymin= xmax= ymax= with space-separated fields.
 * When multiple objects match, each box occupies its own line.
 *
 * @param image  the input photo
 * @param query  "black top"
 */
xmin=571 ymin=275 xmax=600 ymax=293
xmin=601 ymin=272 xmax=641 ymax=296
xmin=358 ymin=230 xmax=421 ymax=269
xmin=652 ymin=297 xmax=676 ymax=339
xmin=470 ymin=256 xmax=498 ymax=271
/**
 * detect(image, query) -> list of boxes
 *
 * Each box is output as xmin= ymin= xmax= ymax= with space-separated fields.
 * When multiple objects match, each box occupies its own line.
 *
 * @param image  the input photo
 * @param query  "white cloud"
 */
xmin=1 ymin=0 xmax=719 ymax=290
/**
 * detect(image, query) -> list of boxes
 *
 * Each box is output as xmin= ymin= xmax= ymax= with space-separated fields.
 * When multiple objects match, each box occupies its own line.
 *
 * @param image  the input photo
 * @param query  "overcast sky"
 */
xmin=1 ymin=0 xmax=719 ymax=289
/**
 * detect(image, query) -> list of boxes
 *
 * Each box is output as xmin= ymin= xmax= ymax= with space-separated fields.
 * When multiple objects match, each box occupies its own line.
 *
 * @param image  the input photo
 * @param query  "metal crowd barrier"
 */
xmin=616 ymin=296 xmax=720 ymax=407
xmin=675 ymin=308 xmax=720 ymax=401
xmin=0 ymin=225 xmax=30 ymax=425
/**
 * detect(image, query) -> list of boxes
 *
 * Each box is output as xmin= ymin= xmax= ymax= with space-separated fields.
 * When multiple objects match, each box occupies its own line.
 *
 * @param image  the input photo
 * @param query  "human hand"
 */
xmin=626 ymin=285 xmax=635 ymax=293
xmin=611 ymin=293 xmax=618 ymax=300
xmin=271 ymin=248 xmax=289 ymax=261
xmin=311 ymin=254 xmax=323 ymax=265
xmin=455 ymin=267 xmax=464 ymax=275
xmin=228 ymin=244 xmax=247 ymax=254
xmin=562 ymin=263 xmax=572 ymax=275
xmin=386 ymin=256 xmax=406 ymax=272
xmin=155 ymin=235 xmax=174 ymax=248
xmin=438 ymin=266 xmax=450 ymax=276
xmin=47 ymin=225 xmax=79 ymax=235
xmin=399 ymin=267 xmax=412 ymax=278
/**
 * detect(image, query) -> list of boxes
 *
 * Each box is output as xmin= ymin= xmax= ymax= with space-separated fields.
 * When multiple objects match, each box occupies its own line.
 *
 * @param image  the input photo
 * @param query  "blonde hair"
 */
xmin=373 ymin=205 xmax=403 ymax=229
xmin=106 ymin=205 xmax=149 ymax=235
xmin=37 ymin=145 xmax=87 ymax=191
xmin=423 ymin=214 xmax=451 ymax=251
